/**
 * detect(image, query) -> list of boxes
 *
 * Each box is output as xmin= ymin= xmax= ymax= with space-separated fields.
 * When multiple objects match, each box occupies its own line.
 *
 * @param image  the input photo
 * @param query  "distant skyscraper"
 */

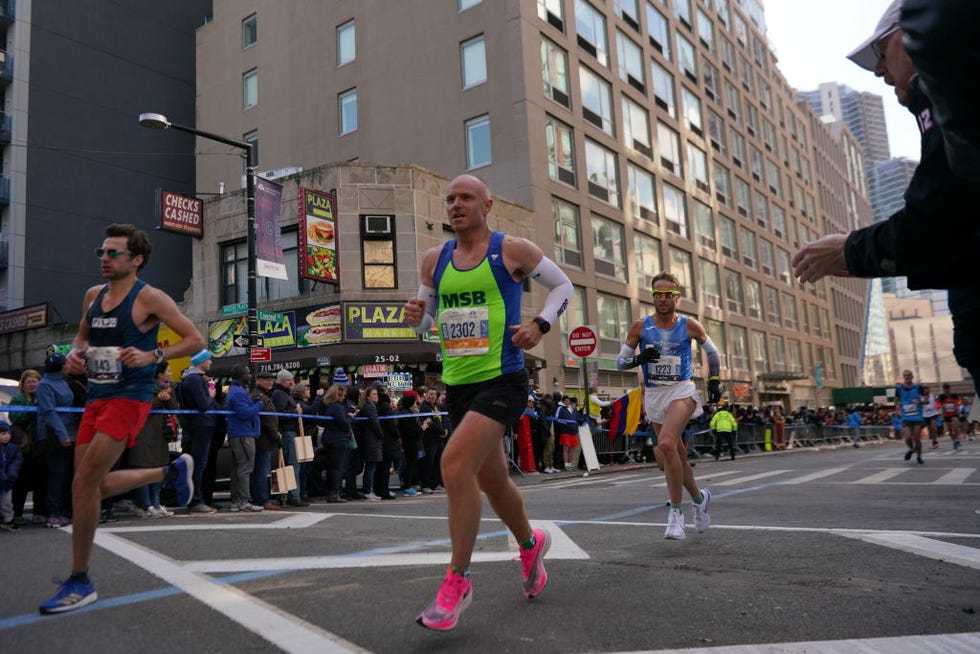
xmin=799 ymin=83 xmax=890 ymax=167
xmin=867 ymin=157 xmax=917 ymax=224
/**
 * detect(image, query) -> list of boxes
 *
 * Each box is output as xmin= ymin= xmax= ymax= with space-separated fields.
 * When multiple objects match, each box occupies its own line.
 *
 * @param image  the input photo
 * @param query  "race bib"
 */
xmin=647 ymin=355 xmax=681 ymax=381
xmin=87 ymin=346 xmax=123 ymax=384
xmin=902 ymin=403 xmax=918 ymax=415
xmin=440 ymin=307 xmax=490 ymax=357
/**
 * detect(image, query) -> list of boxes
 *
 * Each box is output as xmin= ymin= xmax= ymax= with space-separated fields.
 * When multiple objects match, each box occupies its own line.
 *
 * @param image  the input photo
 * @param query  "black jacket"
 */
xmin=844 ymin=76 xmax=980 ymax=290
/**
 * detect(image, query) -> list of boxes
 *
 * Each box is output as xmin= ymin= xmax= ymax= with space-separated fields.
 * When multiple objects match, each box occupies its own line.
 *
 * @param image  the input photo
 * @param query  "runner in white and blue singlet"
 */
xmin=896 ymin=370 xmax=925 ymax=464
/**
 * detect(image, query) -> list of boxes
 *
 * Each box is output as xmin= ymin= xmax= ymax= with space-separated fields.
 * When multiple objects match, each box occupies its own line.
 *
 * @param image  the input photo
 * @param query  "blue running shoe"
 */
xmin=39 ymin=577 xmax=98 ymax=614
xmin=167 ymin=453 xmax=194 ymax=507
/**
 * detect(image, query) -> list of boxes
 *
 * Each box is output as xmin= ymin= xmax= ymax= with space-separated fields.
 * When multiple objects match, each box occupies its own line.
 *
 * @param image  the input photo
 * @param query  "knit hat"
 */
xmin=276 ymin=368 xmax=293 ymax=383
xmin=402 ymin=390 xmax=418 ymax=400
xmin=190 ymin=349 xmax=212 ymax=366
xmin=332 ymin=368 xmax=349 ymax=386
xmin=0 ymin=420 xmax=9 ymax=432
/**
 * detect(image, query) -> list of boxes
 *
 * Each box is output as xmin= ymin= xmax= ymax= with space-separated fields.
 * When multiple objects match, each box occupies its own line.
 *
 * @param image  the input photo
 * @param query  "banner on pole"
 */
xmin=255 ymin=176 xmax=288 ymax=280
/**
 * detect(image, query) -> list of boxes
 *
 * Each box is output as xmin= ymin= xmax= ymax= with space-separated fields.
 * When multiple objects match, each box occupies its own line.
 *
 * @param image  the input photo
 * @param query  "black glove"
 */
xmin=635 ymin=345 xmax=660 ymax=366
xmin=708 ymin=377 xmax=722 ymax=404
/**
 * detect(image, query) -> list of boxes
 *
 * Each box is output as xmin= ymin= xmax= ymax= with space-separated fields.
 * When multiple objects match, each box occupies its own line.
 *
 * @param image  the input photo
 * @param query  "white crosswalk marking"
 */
xmin=713 ymin=470 xmax=790 ymax=486
xmin=851 ymin=468 xmax=907 ymax=484
xmin=779 ymin=467 xmax=847 ymax=484
xmin=933 ymin=467 xmax=974 ymax=484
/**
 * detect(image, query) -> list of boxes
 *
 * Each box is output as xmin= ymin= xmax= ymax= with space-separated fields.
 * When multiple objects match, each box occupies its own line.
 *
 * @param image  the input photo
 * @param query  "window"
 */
xmin=729 ymin=324 xmax=749 ymax=371
xmin=538 ymin=0 xmax=564 ymax=31
xmin=733 ymin=11 xmax=747 ymax=44
xmin=575 ymin=0 xmax=608 ymax=66
xmin=696 ymin=9 xmax=713 ymax=49
xmin=713 ymin=161 xmax=731 ymax=206
xmin=461 ymin=35 xmax=487 ymax=88
xmin=699 ymin=258 xmax=721 ymax=308
xmin=222 ymin=231 xmax=299 ymax=304
xmin=580 ymin=65 xmax=615 ymax=135
xmin=541 ymin=37 xmax=571 ymax=108
xmin=766 ymin=160 xmax=782 ymax=196
xmin=627 ymin=163 xmax=657 ymax=221
xmin=772 ymin=204 xmax=786 ymax=240
xmin=739 ymin=229 xmax=756 ymax=269
xmin=687 ymin=142 xmax=709 ymax=192
xmin=770 ymin=334 xmax=786 ymax=371
xmin=545 ymin=116 xmax=576 ymax=185
xmin=704 ymin=320 xmax=727 ymax=367
xmin=716 ymin=0 xmax=730 ymax=25
xmin=681 ymin=87 xmax=703 ymax=135
xmin=693 ymin=200 xmax=714 ymax=248
xmin=657 ymin=121 xmax=681 ymax=176
xmin=724 ymin=81 xmax=740 ymax=120
xmin=622 ymin=96 xmax=651 ymax=157
xmin=339 ymin=88 xmax=357 ymax=134
xmin=674 ymin=0 xmax=692 ymax=27
xmin=702 ymin=57 xmax=719 ymax=99
xmin=740 ymin=56 xmax=754 ymax=94
xmin=751 ymin=330 xmax=767 ymax=371
xmin=750 ymin=146 xmax=763 ymax=182
xmin=465 ymin=115 xmax=492 ymax=168
xmin=634 ymin=232 xmax=662 ymax=288
xmin=361 ymin=216 xmax=397 ymax=289
xmin=646 ymin=4 xmax=670 ymax=59
xmin=725 ymin=269 xmax=743 ymax=314
xmin=788 ymin=339 xmax=803 ymax=374
xmin=719 ymin=215 xmax=738 ymax=260
xmin=616 ymin=31 xmax=645 ymax=91
xmin=337 ymin=20 xmax=355 ymax=65
xmin=244 ymin=130 xmax=259 ymax=168
xmin=764 ymin=286 xmax=781 ymax=325
xmin=735 ymin=177 xmax=750 ymax=216
xmin=762 ymin=119 xmax=775 ymax=151
xmin=743 ymin=276 xmax=762 ymax=319
xmin=597 ymin=293 xmax=631 ymax=354
xmin=746 ymin=103 xmax=759 ymax=136
xmin=676 ymin=33 xmax=697 ymax=81
xmin=553 ymin=197 xmax=583 ymax=268
xmin=560 ymin=285 xmax=588 ymax=334
xmin=707 ymin=110 xmax=726 ymax=154
xmin=720 ymin=36 xmax=735 ymax=71
xmin=592 ymin=214 xmax=627 ymax=281
xmin=242 ymin=14 xmax=257 ymax=49
xmin=753 ymin=190 xmax=768 ymax=228
xmin=781 ymin=292 xmax=797 ymax=329
xmin=758 ymin=237 xmax=773 ymax=276
xmin=584 ymin=138 xmax=620 ymax=207
xmin=651 ymin=60 xmax=676 ymax=117
xmin=616 ymin=0 xmax=640 ymax=30
xmin=662 ymin=183 xmax=687 ymax=237
xmin=776 ymin=248 xmax=791 ymax=285
xmin=459 ymin=0 xmax=481 ymax=10
xmin=243 ymin=69 xmax=258 ymax=109
xmin=669 ymin=246 xmax=694 ymax=297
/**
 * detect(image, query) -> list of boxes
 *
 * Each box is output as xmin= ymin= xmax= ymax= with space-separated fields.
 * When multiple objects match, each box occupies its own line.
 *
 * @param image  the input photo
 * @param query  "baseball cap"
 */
xmin=847 ymin=0 xmax=901 ymax=71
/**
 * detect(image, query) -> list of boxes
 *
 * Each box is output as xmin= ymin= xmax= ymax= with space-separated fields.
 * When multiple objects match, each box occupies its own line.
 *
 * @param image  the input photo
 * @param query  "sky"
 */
xmin=763 ymin=0 xmax=920 ymax=161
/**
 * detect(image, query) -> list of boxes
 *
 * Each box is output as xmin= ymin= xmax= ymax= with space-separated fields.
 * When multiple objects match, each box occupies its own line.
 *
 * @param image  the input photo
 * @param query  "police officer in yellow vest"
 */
xmin=709 ymin=404 xmax=738 ymax=461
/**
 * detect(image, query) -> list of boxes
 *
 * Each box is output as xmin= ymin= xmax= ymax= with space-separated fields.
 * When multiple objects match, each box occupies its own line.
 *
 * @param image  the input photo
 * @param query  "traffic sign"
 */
xmin=257 ymin=310 xmax=284 ymax=322
xmin=233 ymin=334 xmax=249 ymax=348
xmin=222 ymin=302 xmax=247 ymax=316
xmin=568 ymin=325 xmax=598 ymax=358
xmin=249 ymin=347 xmax=272 ymax=362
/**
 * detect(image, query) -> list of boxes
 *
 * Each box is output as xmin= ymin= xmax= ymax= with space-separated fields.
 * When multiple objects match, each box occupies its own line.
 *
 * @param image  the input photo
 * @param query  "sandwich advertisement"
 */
xmin=208 ymin=302 xmax=343 ymax=356
xmin=298 ymin=187 xmax=339 ymax=284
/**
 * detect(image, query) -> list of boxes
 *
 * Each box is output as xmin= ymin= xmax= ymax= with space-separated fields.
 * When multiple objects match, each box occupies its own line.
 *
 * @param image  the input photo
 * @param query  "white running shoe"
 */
xmin=692 ymin=488 xmax=711 ymax=533
xmin=664 ymin=508 xmax=686 ymax=540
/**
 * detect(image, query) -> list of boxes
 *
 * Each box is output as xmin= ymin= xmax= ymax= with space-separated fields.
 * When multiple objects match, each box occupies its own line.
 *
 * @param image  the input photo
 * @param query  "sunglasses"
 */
xmin=651 ymin=290 xmax=681 ymax=299
xmin=95 ymin=248 xmax=131 ymax=259
xmin=870 ymin=26 xmax=899 ymax=60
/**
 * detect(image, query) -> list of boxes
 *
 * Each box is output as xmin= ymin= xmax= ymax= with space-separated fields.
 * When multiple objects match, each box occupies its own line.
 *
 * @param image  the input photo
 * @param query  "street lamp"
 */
xmin=138 ymin=112 xmax=259 ymax=363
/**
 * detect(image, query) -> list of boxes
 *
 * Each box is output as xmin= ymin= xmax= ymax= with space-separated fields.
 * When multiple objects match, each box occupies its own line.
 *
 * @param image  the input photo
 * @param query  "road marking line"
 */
xmin=777 ymin=467 xmax=847 ymax=484
xmin=835 ymin=531 xmax=980 ymax=570
xmin=933 ymin=467 xmax=974 ymax=484
xmin=713 ymin=470 xmax=790 ymax=486
xmin=100 ymin=513 xmax=334 ymax=533
xmin=613 ymin=631 xmax=980 ymax=653
xmin=91 ymin=530 xmax=368 ymax=654
xmin=851 ymin=467 xmax=907 ymax=484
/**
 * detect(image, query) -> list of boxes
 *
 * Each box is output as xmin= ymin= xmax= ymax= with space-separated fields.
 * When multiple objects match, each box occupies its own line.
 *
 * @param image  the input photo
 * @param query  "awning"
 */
xmin=209 ymin=340 xmax=442 ymax=377
xmin=756 ymin=371 xmax=810 ymax=382
xmin=831 ymin=386 xmax=892 ymax=405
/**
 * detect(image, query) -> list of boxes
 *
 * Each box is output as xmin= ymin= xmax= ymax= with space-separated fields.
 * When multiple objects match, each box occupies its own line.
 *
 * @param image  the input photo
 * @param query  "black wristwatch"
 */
xmin=532 ymin=317 xmax=551 ymax=334
xmin=153 ymin=348 xmax=166 ymax=364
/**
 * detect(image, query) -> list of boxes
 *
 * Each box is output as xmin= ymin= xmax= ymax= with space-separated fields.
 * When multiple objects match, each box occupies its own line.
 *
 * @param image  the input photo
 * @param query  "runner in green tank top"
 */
xmin=404 ymin=175 xmax=573 ymax=631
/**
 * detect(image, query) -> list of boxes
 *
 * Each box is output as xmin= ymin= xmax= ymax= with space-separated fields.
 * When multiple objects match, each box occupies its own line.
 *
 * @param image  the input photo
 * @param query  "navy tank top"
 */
xmin=85 ymin=280 xmax=158 ymax=402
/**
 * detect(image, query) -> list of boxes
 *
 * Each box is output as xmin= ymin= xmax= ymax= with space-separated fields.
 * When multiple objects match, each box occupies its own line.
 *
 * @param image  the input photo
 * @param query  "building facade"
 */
xmin=185 ymin=0 xmax=869 ymax=408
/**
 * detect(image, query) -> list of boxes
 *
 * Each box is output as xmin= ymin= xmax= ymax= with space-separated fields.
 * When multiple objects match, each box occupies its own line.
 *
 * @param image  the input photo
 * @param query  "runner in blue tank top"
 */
xmin=403 ymin=174 xmax=573 ymax=631
xmin=896 ymin=369 xmax=925 ymax=464
xmin=616 ymin=272 xmax=723 ymax=541
xmin=39 ymin=224 xmax=205 ymax=616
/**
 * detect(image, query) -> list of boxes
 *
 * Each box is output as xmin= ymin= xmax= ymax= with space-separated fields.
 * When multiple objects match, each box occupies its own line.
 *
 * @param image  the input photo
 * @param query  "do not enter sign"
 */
xmin=568 ymin=325 xmax=598 ymax=358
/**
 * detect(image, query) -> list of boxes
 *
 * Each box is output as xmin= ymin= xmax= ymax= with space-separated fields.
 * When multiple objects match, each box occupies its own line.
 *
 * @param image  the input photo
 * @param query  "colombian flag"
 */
xmin=607 ymin=387 xmax=643 ymax=441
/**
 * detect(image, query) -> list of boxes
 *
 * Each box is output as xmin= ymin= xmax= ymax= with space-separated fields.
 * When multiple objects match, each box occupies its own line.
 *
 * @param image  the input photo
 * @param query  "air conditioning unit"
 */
xmin=363 ymin=215 xmax=391 ymax=235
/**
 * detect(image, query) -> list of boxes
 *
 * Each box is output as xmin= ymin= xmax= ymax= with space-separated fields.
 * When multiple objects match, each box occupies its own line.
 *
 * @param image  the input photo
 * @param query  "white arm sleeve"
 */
xmin=411 ymin=284 xmax=438 ymax=334
xmin=528 ymin=257 xmax=573 ymax=324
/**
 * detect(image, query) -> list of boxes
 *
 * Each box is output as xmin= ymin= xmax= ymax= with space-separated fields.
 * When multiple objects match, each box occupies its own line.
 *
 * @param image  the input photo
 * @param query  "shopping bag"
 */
xmin=294 ymin=421 xmax=314 ymax=462
xmin=270 ymin=447 xmax=297 ymax=494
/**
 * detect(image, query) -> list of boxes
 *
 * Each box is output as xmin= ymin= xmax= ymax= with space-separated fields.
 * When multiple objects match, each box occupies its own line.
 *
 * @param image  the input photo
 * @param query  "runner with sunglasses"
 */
xmin=617 ymin=272 xmax=722 ymax=540
xmin=38 ymin=223 xmax=204 ymax=614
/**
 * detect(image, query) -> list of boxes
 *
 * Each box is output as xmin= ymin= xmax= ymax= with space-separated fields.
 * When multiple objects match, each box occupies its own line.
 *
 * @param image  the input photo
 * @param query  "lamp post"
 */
xmin=138 ymin=112 xmax=258 ymax=362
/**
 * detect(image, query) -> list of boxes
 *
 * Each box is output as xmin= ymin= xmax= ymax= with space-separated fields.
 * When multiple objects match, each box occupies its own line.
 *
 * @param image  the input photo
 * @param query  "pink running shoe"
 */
xmin=417 ymin=570 xmax=473 ymax=631
xmin=520 ymin=528 xmax=551 ymax=598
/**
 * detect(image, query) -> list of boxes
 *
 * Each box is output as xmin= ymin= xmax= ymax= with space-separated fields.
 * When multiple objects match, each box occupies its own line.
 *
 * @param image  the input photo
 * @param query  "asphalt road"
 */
xmin=2 ymin=438 xmax=979 ymax=654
